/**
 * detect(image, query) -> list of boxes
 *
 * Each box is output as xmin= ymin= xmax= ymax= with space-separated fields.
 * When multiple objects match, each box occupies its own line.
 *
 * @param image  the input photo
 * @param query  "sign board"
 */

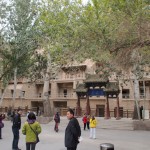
xmin=88 ymin=89 xmax=105 ymax=96
xmin=143 ymin=110 xmax=149 ymax=119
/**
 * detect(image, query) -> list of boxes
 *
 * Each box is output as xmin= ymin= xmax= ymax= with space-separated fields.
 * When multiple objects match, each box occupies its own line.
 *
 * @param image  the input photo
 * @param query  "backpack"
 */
xmin=54 ymin=114 xmax=60 ymax=123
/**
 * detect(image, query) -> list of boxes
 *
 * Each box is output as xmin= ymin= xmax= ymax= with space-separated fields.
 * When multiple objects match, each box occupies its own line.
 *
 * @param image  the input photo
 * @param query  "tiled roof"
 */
xmin=104 ymin=82 xmax=120 ymax=92
xmin=84 ymin=74 xmax=108 ymax=83
xmin=75 ymin=83 xmax=87 ymax=93
xmin=61 ymin=65 xmax=86 ymax=72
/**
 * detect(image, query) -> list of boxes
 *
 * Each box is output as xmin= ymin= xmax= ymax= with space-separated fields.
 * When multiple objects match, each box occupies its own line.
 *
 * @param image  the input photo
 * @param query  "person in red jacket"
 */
xmin=82 ymin=114 xmax=87 ymax=130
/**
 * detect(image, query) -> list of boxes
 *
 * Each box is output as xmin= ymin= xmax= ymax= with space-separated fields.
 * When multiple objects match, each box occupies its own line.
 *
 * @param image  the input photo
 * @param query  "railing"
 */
xmin=122 ymin=94 xmax=130 ymax=99
xmin=21 ymin=94 xmax=51 ymax=99
xmin=140 ymin=94 xmax=150 ymax=99
xmin=57 ymin=93 xmax=73 ymax=98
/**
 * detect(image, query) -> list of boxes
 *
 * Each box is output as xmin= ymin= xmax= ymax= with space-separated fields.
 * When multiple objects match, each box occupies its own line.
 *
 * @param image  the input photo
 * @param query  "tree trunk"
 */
xmin=12 ymin=67 xmax=17 ymax=109
xmin=132 ymin=73 xmax=141 ymax=120
xmin=0 ymin=86 xmax=7 ymax=106
xmin=42 ymin=51 xmax=52 ymax=117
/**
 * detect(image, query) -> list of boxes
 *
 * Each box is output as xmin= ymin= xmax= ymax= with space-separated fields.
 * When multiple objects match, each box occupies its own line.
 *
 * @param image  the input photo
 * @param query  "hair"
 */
xmin=67 ymin=108 xmax=74 ymax=116
xmin=28 ymin=112 xmax=36 ymax=120
xmin=92 ymin=116 xmax=95 ymax=120
xmin=17 ymin=108 xmax=22 ymax=112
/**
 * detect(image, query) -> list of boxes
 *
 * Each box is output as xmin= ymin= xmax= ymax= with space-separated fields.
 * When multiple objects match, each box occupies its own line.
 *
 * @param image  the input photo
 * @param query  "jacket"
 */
xmin=82 ymin=116 xmax=87 ymax=123
xmin=54 ymin=113 xmax=60 ymax=123
xmin=12 ymin=113 xmax=21 ymax=129
xmin=0 ymin=114 xmax=5 ymax=128
xmin=90 ymin=118 xmax=97 ymax=128
xmin=65 ymin=117 xmax=81 ymax=148
xmin=22 ymin=121 xmax=41 ymax=143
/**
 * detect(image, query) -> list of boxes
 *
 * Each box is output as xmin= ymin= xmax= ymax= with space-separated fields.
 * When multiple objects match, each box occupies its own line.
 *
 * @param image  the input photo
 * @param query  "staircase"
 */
xmin=60 ymin=117 xmax=134 ymax=131
xmin=96 ymin=117 xmax=134 ymax=130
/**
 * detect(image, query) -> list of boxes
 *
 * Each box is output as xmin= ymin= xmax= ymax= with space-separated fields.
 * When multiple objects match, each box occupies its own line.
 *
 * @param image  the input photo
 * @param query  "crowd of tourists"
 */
xmin=0 ymin=108 xmax=97 ymax=150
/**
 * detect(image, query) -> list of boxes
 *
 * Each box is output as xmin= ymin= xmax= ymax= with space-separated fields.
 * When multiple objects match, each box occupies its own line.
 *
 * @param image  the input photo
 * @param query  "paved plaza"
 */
xmin=1 ymin=117 xmax=150 ymax=150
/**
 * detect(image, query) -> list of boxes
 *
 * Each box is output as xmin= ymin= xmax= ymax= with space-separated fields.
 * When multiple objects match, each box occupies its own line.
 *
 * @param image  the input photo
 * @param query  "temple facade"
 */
xmin=0 ymin=59 xmax=150 ymax=118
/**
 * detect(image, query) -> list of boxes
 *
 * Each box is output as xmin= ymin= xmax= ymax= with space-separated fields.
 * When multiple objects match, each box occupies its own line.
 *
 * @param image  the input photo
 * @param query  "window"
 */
xmin=39 ymin=93 xmax=41 ymax=97
xmin=1 ymin=89 xmax=4 ymax=94
xmin=64 ymin=89 xmax=67 ymax=97
xmin=22 ymin=91 xmax=25 ymax=97
xmin=122 ymin=89 xmax=130 ymax=99
xmin=11 ymin=90 xmax=14 ymax=97
xmin=48 ymin=91 xmax=51 ymax=96
xmin=139 ymin=86 xmax=144 ymax=99
xmin=20 ymin=91 xmax=25 ymax=98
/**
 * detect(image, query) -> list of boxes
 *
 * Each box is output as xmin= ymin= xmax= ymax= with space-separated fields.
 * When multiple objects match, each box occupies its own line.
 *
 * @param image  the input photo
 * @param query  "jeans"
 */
xmin=12 ymin=127 xmax=19 ymax=149
xmin=67 ymin=145 xmax=77 ymax=150
xmin=84 ymin=123 xmax=86 ymax=130
xmin=87 ymin=122 xmax=90 ymax=129
xmin=26 ymin=143 xmax=36 ymax=150
xmin=54 ymin=122 xmax=59 ymax=132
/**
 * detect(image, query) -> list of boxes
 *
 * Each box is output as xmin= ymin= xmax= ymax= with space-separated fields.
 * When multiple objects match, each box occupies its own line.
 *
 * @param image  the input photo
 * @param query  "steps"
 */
xmin=21 ymin=116 xmax=134 ymax=131
xmin=58 ymin=117 xmax=134 ymax=130
xmin=96 ymin=117 xmax=134 ymax=130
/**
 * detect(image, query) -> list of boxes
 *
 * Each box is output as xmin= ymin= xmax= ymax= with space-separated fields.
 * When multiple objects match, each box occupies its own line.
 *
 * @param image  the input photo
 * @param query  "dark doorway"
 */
xmin=96 ymin=105 xmax=105 ymax=117
xmin=31 ymin=101 xmax=44 ymax=115
xmin=114 ymin=107 xmax=123 ymax=118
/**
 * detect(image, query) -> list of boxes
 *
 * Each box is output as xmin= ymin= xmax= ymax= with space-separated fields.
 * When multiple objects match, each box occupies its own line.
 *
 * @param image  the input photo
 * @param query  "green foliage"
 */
xmin=0 ymin=0 xmax=149 ymax=83
xmin=0 ymin=0 xmax=39 ymax=84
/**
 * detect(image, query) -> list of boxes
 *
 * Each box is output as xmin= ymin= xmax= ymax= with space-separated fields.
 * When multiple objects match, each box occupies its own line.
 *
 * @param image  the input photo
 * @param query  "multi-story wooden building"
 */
xmin=0 ymin=59 xmax=150 ymax=118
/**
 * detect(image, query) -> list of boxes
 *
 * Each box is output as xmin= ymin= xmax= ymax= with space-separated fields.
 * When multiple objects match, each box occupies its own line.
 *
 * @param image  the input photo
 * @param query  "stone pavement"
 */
xmin=1 ymin=117 xmax=150 ymax=150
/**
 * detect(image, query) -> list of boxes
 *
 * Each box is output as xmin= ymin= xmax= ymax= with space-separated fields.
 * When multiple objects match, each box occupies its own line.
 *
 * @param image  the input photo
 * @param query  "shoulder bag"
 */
xmin=0 ymin=122 xmax=4 ymax=128
xmin=28 ymin=123 xmax=40 ymax=143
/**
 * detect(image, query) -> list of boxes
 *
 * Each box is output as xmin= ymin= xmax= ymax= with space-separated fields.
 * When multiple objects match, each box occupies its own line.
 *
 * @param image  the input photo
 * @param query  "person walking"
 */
xmin=0 ymin=113 xmax=5 ymax=139
xmin=54 ymin=112 xmax=60 ymax=132
xmin=22 ymin=112 xmax=41 ymax=150
xmin=82 ymin=114 xmax=87 ymax=130
xmin=12 ymin=108 xmax=22 ymax=150
xmin=89 ymin=116 xmax=97 ymax=139
xmin=65 ymin=108 xmax=81 ymax=150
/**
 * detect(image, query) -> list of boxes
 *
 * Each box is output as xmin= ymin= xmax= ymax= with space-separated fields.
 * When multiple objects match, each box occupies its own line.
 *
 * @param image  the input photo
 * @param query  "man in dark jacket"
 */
xmin=65 ymin=108 xmax=81 ymax=150
xmin=12 ymin=108 xmax=22 ymax=150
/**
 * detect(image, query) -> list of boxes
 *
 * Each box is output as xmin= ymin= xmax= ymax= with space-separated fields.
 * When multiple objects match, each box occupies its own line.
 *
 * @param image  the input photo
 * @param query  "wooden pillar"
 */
xmin=86 ymin=95 xmax=91 ymax=115
xmin=116 ymin=95 xmax=121 ymax=120
xmin=105 ymin=96 xmax=110 ymax=119
xmin=76 ymin=96 xmax=81 ymax=116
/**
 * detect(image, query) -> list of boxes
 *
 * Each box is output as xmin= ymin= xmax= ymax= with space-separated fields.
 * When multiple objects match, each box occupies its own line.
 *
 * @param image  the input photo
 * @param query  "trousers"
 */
xmin=67 ymin=145 xmax=77 ymax=150
xmin=26 ymin=143 xmax=36 ymax=150
xmin=12 ymin=127 xmax=19 ymax=149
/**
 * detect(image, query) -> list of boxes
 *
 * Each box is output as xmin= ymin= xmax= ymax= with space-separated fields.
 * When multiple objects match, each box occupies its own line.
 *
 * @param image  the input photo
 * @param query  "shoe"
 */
xmin=0 ymin=138 xmax=2 ymax=139
xmin=12 ymin=148 xmax=21 ymax=150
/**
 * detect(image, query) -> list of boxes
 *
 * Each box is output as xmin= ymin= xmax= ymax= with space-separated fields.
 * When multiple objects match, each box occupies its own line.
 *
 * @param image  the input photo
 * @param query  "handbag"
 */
xmin=28 ymin=123 xmax=40 ymax=143
xmin=0 ymin=122 xmax=4 ymax=128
